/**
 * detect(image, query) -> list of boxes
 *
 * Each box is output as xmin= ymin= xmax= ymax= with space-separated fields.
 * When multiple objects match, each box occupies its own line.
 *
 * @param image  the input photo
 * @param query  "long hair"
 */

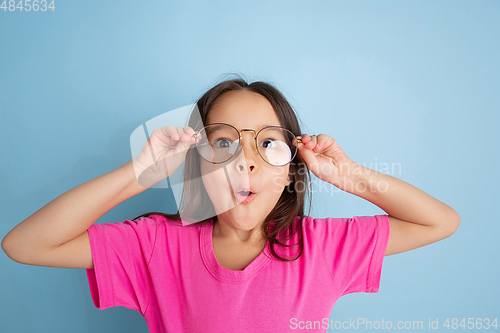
xmin=132 ymin=74 xmax=313 ymax=262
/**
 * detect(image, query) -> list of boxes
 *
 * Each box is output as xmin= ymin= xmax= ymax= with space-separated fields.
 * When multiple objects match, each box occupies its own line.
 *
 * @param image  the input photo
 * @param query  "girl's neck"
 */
xmin=213 ymin=217 xmax=267 ymax=249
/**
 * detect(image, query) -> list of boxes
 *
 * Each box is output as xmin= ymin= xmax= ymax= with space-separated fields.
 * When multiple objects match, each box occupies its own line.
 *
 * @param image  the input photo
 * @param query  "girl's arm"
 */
xmin=1 ymin=160 xmax=148 ymax=268
xmin=2 ymin=125 xmax=196 ymax=268
xmin=339 ymin=162 xmax=460 ymax=256
xmin=297 ymin=133 xmax=460 ymax=256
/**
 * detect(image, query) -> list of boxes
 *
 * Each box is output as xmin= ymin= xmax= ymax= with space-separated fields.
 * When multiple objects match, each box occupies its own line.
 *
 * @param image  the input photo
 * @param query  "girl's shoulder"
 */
xmin=134 ymin=214 xmax=205 ymax=228
xmin=144 ymin=214 xmax=214 ymax=237
xmin=303 ymin=214 xmax=390 ymax=243
xmin=301 ymin=214 xmax=389 ymax=234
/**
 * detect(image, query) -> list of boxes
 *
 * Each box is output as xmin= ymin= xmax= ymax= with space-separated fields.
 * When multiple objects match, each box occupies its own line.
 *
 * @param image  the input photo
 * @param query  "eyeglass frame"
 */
xmin=192 ymin=122 xmax=303 ymax=167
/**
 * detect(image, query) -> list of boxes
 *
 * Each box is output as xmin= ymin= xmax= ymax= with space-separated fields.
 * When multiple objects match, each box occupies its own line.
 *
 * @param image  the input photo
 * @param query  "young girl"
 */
xmin=2 ymin=77 xmax=460 ymax=333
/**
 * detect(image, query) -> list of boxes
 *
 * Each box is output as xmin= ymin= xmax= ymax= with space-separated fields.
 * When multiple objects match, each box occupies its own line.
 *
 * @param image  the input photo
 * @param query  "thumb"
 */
xmin=298 ymin=146 xmax=318 ymax=173
xmin=175 ymin=134 xmax=197 ymax=153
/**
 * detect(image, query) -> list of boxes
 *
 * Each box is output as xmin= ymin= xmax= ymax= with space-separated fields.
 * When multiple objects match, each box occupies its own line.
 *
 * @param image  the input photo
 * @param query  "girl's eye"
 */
xmin=260 ymin=138 xmax=278 ymax=149
xmin=212 ymin=138 xmax=234 ymax=148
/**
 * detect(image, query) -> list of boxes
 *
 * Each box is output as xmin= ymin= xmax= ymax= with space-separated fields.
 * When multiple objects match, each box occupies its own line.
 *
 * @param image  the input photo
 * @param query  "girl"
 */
xmin=2 ymin=76 xmax=460 ymax=333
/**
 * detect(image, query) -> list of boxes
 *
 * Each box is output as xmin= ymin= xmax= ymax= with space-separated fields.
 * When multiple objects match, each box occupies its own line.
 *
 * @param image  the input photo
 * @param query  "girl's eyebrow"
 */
xmin=205 ymin=123 xmax=281 ymax=130
xmin=248 ymin=124 xmax=279 ymax=130
xmin=259 ymin=124 xmax=281 ymax=129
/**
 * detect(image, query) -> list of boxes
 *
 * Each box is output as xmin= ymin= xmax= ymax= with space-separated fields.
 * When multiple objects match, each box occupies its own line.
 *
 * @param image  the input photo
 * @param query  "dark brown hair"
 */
xmin=132 ymin=74 xmax=312 ymax=262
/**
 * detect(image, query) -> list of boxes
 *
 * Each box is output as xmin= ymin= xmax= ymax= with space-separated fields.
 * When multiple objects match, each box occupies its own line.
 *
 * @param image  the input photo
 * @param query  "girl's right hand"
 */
xmin=132 ymin=125 xmax=200 ymax=188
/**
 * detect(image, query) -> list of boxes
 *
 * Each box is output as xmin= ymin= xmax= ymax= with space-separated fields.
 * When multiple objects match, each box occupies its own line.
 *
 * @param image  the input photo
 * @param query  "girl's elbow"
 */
xmin=436 ymin=208 xmax=460 ymax=239
xmin=446 ymin=209 xmax=461 ymax=236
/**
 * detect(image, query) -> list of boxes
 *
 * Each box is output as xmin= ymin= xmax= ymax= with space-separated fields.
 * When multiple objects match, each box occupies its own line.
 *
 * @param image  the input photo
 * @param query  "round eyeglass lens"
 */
xmin=257 ymin=127 xmax=297 ymax=166
xmin=196 ymin=124 xmax=240 ymax=163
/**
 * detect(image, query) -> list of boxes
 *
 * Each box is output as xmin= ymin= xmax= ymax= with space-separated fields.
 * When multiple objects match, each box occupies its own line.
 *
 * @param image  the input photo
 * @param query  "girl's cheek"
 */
xmin=268 ymin=167 xmax=289 ymax=189
xmin=200 ymin=164 xmax=225 ymax=191
xmin=201 ymin=171 xmax=236 ymax=214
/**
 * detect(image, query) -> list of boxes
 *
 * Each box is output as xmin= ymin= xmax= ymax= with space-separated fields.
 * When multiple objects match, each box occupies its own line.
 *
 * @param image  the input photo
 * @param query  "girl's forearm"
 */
xmin=2 ymin=160 xmax=148 ymax=259
xmin=335 ymin=162 xmax=460 ymax=231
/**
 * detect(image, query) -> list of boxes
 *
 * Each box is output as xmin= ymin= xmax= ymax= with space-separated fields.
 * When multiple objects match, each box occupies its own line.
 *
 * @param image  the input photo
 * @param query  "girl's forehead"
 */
xmin=207 ymin=114 xmax=282 ymax=132
xmin=207 ymin=108 xmax=282 ymax=130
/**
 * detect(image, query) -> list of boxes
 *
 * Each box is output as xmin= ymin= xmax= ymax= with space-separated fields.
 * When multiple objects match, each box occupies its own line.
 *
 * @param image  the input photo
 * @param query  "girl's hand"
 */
xmin=132 ymin=125 xmax=201 ymax=188
xmin=297 ymin=134 xmax=355 ymax=188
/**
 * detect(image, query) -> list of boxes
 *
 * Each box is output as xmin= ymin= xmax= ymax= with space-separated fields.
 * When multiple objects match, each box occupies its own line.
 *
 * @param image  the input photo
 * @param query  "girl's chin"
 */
xmin=217 ymin=211 xmax=262 ymax=227
xmin=212 ymin=193 xmax=258 ymax=212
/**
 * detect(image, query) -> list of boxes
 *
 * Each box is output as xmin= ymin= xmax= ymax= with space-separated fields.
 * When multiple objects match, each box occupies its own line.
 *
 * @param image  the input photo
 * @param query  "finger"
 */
xmin=176 ymin=126 xmax=191 ymax=143
xmin=311 ymin=135 xmax=319 ymax=151
xmin=183 ymin=126 xmax=200 ymax=145
xmin=313 ymin=134 xmax=331 ymax=151
xmin=300 ymin=134 xmax=311 ymax=143
xmin=161 ymin=125 xmax=180 ymax=141
xmin=175 ymin=126 xmax=184 ymax=137
xmin=297 ymin=142 xmax=319 ymax=172
xmin=183 ymin=126 xmax=194 ymax=135
xmin=302 ymin=134 xmax=317 ymax=150
xmin=297 ymin=134 xmax=309 ymax=149
xmin=176 ymin=127 xmax=198 ymax=150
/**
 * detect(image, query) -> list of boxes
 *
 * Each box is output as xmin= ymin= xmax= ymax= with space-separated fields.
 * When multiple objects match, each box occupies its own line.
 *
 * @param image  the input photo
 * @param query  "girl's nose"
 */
xmin=233 ymin=134 xmax=258 ymax=173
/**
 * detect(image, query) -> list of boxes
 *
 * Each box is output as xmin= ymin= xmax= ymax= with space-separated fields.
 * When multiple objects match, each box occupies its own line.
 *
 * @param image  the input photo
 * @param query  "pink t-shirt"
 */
xmin=86 ymin=214 xmax=390 ymax=332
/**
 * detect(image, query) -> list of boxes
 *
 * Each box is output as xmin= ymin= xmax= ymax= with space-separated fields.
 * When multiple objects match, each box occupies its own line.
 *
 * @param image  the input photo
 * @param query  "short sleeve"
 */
xmin=309 ymin=215 xmax=390 ymax=296
xmin=85 ymin=216 xmax=159 ymax=314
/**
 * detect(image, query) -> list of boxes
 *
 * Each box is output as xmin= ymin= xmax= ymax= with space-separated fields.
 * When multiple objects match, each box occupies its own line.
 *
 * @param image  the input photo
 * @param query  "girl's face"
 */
xmin=200 ymin=90 xmax=290 ymax=233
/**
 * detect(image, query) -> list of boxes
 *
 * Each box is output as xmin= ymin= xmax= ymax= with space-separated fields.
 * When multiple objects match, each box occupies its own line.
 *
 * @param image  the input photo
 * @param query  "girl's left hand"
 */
xmin=296 ymin=134 xmax=355 ymax=187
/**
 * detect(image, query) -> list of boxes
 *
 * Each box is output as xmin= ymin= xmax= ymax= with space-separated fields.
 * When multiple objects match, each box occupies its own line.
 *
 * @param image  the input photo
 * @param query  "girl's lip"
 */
xmin=228 ymin=183 xmax=257 ymax=204
xmin=234 ymin=192 xmax=256 ymax=204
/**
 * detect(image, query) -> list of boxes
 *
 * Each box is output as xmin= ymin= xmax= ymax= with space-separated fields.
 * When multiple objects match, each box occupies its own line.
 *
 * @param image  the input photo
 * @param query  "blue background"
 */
xmin=1 ymin=1 xmax=499 ymax=332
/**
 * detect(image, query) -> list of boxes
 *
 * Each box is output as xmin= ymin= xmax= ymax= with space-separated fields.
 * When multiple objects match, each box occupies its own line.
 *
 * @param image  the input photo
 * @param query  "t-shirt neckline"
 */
xmin=200 ymin=219 xmax=273 ymax=284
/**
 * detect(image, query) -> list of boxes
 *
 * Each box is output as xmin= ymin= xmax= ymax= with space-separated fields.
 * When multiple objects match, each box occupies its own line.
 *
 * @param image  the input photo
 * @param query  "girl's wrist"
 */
xmin=327 ymin=158 xmax=359 ymax=191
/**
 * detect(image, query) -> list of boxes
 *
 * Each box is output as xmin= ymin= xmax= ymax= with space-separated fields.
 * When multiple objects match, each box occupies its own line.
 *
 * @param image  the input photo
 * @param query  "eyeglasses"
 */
xmin=193 ymin=123 xmax=302 ymax=167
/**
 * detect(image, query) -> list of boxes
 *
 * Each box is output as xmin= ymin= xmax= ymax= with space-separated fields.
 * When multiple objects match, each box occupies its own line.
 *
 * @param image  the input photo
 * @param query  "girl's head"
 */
xmin=196 ymin=88 xmax=295 ymax=233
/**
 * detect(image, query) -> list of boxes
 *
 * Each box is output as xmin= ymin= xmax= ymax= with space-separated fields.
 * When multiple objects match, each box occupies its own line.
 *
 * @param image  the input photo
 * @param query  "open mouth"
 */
xmin=234 ymin=188 xmax=256 ymax=204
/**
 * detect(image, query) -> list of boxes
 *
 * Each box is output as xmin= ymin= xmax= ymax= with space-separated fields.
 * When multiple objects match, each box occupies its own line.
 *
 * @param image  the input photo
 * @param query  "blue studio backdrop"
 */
xmin=1 ymin=1 xmax=499 ymax=332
